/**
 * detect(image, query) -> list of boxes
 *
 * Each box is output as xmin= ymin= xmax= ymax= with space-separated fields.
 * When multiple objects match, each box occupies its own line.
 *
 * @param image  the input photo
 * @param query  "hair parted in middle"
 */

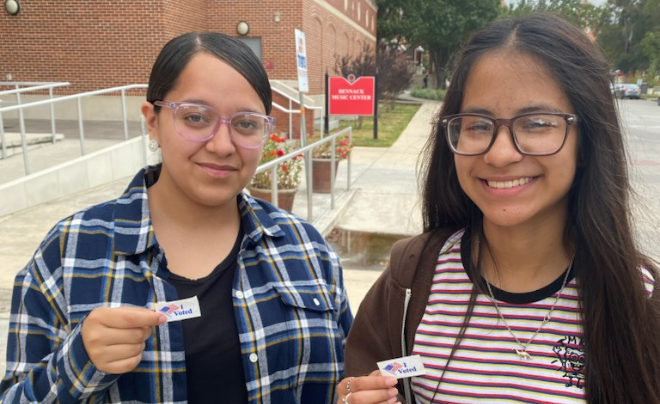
xmin=146 ymin=31 xmax=272 ymax=114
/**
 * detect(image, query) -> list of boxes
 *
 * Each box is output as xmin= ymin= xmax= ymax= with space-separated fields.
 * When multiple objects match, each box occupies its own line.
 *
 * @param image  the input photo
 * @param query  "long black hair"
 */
xmin=146 ymin=32 xmax=271 ymax=114
xmin=420 ymin=13 xmax=660 ymax=403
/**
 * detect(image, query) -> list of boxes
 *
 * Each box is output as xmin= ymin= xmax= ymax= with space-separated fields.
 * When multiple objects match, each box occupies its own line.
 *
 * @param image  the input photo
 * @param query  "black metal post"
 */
xmin=373 ymin=69 xmax=379 ymax=140
xmin=324 ymin=69 xmax=329 ymax=137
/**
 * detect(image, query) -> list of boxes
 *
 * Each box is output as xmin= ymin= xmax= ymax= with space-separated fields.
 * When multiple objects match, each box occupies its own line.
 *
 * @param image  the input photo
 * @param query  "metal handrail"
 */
xmin=0 ymin=82 xmax=70 ymax=96
xmin=271 ymin=86 xmax=322 ymax=137
xmin=253 ymin=126 xmax=353 ymax=222
xmin=0 ymin=84 xmax=147 ymax=174
xmin=0 ymin=82 xmax=71 ymax=160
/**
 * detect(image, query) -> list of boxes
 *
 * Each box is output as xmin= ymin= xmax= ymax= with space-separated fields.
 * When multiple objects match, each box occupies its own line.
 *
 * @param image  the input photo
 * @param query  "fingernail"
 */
xmin=388 ymin=387 xmax=398 ymax=396
xmin=385 ymin=377 xmax=398 ymax=386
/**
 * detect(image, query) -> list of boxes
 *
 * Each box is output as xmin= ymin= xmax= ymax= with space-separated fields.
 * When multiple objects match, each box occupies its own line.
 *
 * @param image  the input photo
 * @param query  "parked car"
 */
xmin=614 ymin=83 xmax=642 ymax=99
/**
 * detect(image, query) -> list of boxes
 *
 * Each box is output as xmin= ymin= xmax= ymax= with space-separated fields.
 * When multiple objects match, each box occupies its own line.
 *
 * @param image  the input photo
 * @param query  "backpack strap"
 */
xmin=389 ymin=228 xmax=459 ymax=355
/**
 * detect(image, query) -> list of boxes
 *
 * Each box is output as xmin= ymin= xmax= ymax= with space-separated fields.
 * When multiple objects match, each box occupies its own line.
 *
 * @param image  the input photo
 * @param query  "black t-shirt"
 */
xmin=169 ymin=231 xmax=248 ymax=404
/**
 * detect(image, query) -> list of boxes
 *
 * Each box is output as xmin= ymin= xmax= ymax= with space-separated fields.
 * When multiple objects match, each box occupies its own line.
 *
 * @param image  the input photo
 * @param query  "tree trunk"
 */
xmin=431 ymin=48 xmax=449 ymax=89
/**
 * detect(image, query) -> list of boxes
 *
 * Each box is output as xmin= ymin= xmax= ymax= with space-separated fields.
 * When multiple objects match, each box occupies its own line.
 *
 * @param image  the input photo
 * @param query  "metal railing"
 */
xmin=0 ymin=84 xmax=147 ymax=175
xmin=254 ymin=127 xmax=352 ymax=222
xmin=0 ymin=82 xmax=70 ymax=160
xmin=271 ymin=86 xmax=323 ymax=137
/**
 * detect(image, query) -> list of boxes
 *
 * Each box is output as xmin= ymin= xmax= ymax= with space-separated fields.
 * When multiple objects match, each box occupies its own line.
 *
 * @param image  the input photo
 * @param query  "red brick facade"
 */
xmin=0 ymin=0 xmax=376 ymax=93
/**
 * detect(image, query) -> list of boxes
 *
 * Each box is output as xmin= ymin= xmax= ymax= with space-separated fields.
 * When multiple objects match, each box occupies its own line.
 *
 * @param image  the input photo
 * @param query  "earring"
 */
xmin=148 ymin=139 xmax=160 ymax=152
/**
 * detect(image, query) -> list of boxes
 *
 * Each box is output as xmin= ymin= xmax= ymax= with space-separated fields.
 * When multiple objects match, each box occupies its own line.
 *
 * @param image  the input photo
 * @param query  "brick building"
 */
xmin=0 ymin=0 xmax=377 ymax=136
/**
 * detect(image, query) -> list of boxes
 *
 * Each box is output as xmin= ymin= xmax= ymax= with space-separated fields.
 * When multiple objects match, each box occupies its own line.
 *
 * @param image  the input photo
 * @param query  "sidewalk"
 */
xmin=0 ymin=101 xmax=440 ymax=376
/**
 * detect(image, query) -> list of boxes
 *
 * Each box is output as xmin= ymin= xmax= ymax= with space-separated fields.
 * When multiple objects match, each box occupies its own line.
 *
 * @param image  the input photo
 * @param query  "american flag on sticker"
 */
xmin=159 ymin=304 xmax=179 ymax=315
xmin=383 ymin=362 xmax=403 ymax=374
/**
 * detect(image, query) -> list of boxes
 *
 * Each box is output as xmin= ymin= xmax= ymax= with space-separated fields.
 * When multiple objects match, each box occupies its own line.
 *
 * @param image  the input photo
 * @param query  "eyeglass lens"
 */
xmin=174 ymin=104 xmax=269 ymax=147
xmin=448 ymin=114 xmax=568 ymax=155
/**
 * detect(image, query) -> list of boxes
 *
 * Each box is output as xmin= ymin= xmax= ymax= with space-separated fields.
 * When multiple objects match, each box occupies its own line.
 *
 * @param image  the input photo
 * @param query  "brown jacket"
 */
xmin=344 ymin=228 xmax=457 ymax=403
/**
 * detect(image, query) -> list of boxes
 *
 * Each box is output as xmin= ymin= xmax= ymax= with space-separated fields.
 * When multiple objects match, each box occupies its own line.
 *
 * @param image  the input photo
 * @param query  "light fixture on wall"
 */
xmin=4 ymin=0 xmax=20 ymax=15
xmin=236 ymin=21 xmax=250 ymax=36
xmin=274 ymin=11 xmax=281 ymax=22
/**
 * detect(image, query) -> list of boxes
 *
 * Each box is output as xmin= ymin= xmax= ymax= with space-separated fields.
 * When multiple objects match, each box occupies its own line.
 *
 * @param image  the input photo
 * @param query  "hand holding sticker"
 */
xmin=81 ymin=306 xmax=167 ymax=374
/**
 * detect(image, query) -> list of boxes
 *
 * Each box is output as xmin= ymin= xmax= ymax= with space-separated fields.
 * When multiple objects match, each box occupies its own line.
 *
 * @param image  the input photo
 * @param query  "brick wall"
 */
xmin=0 ymin=0 xmax=376 ymax=99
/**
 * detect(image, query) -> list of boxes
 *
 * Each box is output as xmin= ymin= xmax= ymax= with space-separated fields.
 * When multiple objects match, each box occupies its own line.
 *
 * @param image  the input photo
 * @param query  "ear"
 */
xmin=141 ymin=101 xmax=160 ymax=143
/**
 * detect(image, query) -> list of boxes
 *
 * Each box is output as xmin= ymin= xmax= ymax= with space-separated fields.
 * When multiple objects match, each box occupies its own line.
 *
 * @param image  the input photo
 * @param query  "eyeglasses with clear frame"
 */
xmin=153 ymin=101 xmax=275 ymax=149
xmin=441 ymin=112 xmax=578 ymax=156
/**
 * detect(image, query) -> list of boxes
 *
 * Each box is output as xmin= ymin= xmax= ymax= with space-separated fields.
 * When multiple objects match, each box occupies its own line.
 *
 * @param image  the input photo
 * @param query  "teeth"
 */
xmin=487 ymin=177 xmax=533 ymax=189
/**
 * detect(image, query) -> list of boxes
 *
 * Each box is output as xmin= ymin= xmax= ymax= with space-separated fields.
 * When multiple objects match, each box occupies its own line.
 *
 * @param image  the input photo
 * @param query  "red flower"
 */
xmin=277 ymin=150 xmax=284 ymax=157
xmin=270 ymin=134 xmax=284 ymax=143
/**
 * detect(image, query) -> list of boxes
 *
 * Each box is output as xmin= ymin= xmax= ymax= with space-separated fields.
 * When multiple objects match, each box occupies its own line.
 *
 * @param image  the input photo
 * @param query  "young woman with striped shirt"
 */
xmin=335 ymin=13 xmax=660 ymax=404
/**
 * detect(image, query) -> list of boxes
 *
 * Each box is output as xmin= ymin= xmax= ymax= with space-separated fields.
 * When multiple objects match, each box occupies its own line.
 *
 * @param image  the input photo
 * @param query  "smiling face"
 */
xmin=142 ymin=52 xmax=264 ymax=210
xmin=454 ymin=51 xmax=579 ymax=232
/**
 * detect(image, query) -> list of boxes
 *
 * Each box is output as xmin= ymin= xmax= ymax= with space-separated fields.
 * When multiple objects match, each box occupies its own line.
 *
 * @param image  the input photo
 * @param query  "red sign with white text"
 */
xmin=328 ymin=76 xmax=375 ymax=116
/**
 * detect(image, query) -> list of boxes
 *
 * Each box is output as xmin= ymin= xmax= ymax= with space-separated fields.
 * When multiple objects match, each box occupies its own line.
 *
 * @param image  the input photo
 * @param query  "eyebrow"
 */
xmin=462 ymin=104 xmax=565 ymax=116
xmin=179 ymin=99 xmax=263 ymax=114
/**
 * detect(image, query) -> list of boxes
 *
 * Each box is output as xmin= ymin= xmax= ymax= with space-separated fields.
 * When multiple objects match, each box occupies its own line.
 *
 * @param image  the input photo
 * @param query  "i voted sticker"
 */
xmin=377 ymin=355 xmax=426 ymax=379
xmin=154 ymin=296 xmax=201 ymax=322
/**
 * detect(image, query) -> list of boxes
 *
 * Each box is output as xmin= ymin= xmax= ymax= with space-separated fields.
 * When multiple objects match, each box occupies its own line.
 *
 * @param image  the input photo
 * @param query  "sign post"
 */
xmin=294 ymin=29 xmax=312 ymax=220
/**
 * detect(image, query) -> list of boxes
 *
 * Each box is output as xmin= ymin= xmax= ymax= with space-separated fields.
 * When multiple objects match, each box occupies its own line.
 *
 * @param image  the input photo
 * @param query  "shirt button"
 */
xmin=235 ymin=291 xmax=244 ymax=299
xmin=313 ymin=298 xmax=321 ymax=306
xmin=249 ymin=353 xmax=258 ymax=363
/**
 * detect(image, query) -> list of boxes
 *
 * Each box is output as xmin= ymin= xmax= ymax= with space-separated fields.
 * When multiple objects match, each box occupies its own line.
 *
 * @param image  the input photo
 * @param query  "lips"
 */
xmin=198 ymin=162 xmax=237 ymax=178
xmin=486 ymin=177 xmax=534 ymax=189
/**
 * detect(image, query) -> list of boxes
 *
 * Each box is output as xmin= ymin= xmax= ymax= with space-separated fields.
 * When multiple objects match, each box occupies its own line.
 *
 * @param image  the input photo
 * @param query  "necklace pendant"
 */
xmin=515 ymin=349 xmax=532 ymax=360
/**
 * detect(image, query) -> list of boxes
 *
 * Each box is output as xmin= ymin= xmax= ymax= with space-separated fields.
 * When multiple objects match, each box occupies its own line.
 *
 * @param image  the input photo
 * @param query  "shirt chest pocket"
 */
xmin=271 ymin=283 xmax=343 ymax=362
xmin=273 ymin=282 xmax=337 ymax=320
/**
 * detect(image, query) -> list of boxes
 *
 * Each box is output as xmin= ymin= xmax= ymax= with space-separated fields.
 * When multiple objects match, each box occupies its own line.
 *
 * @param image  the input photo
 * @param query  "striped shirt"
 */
xmin=0 ymin=165 xmax=352 ymax=404
xmin=411 ymin=230 xmax=654 ymax=404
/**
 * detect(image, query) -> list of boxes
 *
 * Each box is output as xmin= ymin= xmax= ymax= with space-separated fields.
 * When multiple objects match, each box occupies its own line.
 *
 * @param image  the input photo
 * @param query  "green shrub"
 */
xmin=410 ymin=86 xmax=446 ymax=101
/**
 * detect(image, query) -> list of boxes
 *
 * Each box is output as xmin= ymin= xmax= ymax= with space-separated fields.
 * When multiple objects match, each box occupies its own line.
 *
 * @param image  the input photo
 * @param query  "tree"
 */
xmin=334 ymin=43 xmax=414 ymax=124
xmin=597 ymin=0 xmax=660 ymax=75
xmin=376 ymin=0 xmax=501 ymax=89
xmin=506 ymin=0 xmax=610 ymax=33
xmin=506 ymin=0 xmax=660 ymax=78
xmin=641 ymin=31 xmax=660 ymax=79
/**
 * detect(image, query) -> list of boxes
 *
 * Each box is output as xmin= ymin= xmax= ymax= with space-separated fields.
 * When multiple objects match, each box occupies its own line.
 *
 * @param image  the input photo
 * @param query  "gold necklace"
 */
xmin=483 ymin=261 xmax=573 ymax=360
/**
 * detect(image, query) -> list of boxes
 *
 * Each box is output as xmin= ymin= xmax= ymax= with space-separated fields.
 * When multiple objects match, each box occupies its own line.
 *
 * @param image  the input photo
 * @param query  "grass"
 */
xmin=335 ymin=103 xmax=421 ymax=147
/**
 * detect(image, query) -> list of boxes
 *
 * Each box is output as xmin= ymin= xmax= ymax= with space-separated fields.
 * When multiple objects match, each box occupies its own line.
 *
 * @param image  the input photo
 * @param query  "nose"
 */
xmin=206 ymin=118 xmax=236 ymax=155
xmin=483 ymin=124 xmax=523 ymax=166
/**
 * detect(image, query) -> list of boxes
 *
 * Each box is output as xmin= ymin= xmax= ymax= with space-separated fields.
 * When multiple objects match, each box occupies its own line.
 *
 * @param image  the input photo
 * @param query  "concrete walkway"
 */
xmin=0 ymin=101 xmax=441 ymax=376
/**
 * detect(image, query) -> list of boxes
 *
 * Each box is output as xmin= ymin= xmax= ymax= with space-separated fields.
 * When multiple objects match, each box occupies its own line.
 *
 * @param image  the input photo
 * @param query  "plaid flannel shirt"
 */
xmin=1 ymin=165 xmax=353 ymax=404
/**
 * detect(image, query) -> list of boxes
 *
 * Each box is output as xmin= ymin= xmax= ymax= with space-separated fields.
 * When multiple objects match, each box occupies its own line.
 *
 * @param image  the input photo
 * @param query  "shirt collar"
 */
xmin=112 ymin=165 xmax=287 ymax=256
xmin=238 ymin=191 xmax=287 ymax=246
xmin=112 ymin=165 xmax=159 ymax=256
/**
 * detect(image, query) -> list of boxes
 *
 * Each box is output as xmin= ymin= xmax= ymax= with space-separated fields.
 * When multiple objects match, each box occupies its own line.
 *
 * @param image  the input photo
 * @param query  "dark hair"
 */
xmin=146 ymin=32 xmax=272 ymax=114
xmin=420 ymin=13 xmax=660 ymax=403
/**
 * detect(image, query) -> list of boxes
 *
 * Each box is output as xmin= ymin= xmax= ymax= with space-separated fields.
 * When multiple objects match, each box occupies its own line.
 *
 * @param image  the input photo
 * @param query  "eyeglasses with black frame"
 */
xmin=154 ymin=101 xmax=275 ymax=149
xmin=441 ymin=112 xmax=578 ymax=156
